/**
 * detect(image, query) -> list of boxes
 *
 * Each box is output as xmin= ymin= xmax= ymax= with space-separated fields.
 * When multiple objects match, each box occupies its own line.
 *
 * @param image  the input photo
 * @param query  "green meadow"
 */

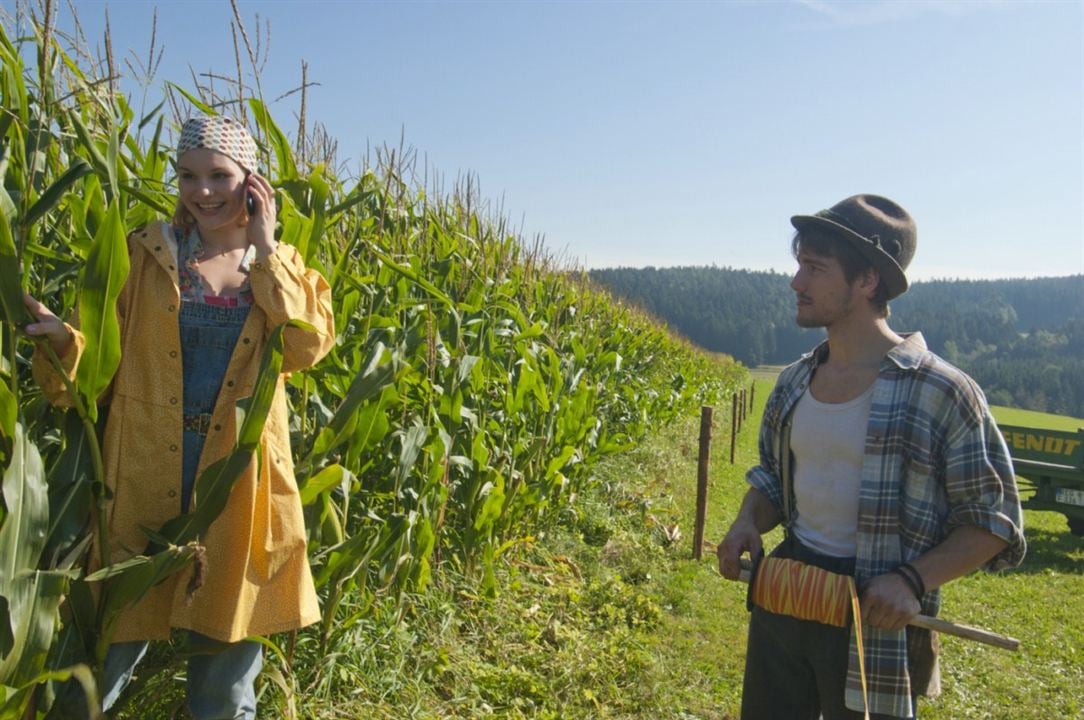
xmin=992 ymin=405 xmax=1084 ymax=432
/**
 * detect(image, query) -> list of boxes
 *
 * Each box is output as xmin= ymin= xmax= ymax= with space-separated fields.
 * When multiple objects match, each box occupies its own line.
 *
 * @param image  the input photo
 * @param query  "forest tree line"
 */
xmin=589 ymin=267 xmax=1084 ymax=418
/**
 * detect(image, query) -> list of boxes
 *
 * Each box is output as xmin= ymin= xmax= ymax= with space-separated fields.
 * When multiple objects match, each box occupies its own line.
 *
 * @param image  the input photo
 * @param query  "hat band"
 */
xmin=816 ymin=209 xmax=901 ymax=257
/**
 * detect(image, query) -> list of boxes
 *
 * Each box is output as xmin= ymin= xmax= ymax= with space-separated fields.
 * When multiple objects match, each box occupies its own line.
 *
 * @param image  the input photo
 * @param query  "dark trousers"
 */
xmin=740 ymin=538 xmax=916 ymax=720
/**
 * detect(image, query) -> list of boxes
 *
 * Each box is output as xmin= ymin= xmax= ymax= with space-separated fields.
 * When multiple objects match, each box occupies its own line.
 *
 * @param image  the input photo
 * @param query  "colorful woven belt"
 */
xmin=183 ymin=412 xmax=213 ymax=436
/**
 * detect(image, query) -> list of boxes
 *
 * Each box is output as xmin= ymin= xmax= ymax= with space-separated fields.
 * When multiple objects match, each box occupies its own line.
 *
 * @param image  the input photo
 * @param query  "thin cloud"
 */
xmin=794 ymin=0 xmax=1012 ymax=28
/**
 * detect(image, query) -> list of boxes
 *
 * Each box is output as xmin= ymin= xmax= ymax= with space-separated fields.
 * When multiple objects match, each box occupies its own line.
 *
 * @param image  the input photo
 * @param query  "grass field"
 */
xmin=747 ymin=365 xmax=785 ymax=382
xmin=991 ymin=405 xmax=1084 ymax=432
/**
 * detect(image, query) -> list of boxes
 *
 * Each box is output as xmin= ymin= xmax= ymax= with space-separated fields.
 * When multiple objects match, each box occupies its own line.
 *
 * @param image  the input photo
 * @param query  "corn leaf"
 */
xmin=103 ymin=124 xmax=120 ymax=203
xmin=65 ymin=110 xmax=109 ymax=180
xmin=472 ymin=473 xmax=506 ymax=534
xmin=248 ymin=98 xmax=297 ymax=180
xmin=0 ymin=423 xmax=47 ymax=595
xmin=43 ymin=413 xmax=94 ymax=564
xmin=2 ymin=663 xmax=99 ymax=720
xmin=120 ymin=183 xmax=172 ymax=217
xmin=0 ymin=382 xmax=14 ymax=443
xmin=299 ymin=463 xmax=353 ymax=506
xmin=302 ymin=342 xmax=396 ymax=468
xmin=0 ymin=209 xmax=32 ymax=327
xmin=23 ymin=159 xmax=92 ymax=228
xmin=166 ymin=82 xmax=217 ymax=117
xmin=88 ymin=543 xmax=200 ymax=651
xmin=0 ymin=423 xmax=58 ymax=688
xmin=0 ymin=570 xmax=72 ymax=689
xmin=74 ymin=200 xmax=128 ymax=421
xmin=395 ymin=425 xmax=429 ymax=496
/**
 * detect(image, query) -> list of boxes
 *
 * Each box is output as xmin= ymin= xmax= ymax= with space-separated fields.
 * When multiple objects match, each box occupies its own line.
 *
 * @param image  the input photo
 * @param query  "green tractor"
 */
xmin=1000 ymin=424 xmax=1084 ymax=537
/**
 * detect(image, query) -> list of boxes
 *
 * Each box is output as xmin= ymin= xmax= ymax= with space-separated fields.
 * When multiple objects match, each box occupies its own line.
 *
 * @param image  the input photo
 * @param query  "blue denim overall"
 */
xmin=180 ymin=300 xmax=250 ymax=512
xmin=90 ymin=299 xmax=264 ymax=720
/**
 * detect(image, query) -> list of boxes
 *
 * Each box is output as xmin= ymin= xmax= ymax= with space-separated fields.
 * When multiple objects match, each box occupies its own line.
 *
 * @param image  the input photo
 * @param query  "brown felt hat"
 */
xmin=790 ymin=194 xmax=917 ymax=300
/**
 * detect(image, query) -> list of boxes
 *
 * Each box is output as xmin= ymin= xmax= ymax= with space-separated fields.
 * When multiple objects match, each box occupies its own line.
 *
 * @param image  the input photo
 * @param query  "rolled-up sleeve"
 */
xmin=942 ymin=386 xmax=1026 ymax=570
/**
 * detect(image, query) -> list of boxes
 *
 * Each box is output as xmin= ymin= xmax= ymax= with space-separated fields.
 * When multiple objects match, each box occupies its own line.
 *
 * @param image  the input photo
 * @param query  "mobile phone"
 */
xmin=246 ymin=191 xmax=256 ymax=216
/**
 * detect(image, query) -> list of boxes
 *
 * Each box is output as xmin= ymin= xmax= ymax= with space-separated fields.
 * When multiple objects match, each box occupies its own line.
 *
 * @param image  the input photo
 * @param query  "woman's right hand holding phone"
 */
xmin=245 ymin=172 xmax=278 ymax=259
xmin=22 ymin=293 xmax=74 ymax=357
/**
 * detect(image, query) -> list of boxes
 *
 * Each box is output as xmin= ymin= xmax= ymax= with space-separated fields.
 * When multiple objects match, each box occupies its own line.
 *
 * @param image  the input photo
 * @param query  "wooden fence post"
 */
xmin=693 ymin=406 xmax=713 ymax=560
xmin=749 ymin=382 xmax=755 ymax=414
xmin=730 ymin=392 xmax=738 ymax=464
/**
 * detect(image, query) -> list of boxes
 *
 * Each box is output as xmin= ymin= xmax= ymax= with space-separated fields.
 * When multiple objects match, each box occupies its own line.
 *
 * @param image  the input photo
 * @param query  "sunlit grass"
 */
xmin=992 ymin=405 xmax=1084 ymax=432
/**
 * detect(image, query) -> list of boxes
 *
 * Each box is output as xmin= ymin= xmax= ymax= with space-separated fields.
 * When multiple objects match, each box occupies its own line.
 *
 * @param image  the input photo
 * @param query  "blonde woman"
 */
xmin=26 ymin=116 xmax=334 ymax=718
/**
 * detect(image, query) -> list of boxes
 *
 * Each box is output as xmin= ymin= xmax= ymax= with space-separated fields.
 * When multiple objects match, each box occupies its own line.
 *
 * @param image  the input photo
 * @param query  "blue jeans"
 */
xmin=100 ymin=632 xmax=263 ymax=719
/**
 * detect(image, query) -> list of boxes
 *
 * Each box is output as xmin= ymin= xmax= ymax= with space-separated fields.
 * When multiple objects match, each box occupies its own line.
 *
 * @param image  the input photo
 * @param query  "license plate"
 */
xmin=1055 ymin=487 xmax=1084 ymax=507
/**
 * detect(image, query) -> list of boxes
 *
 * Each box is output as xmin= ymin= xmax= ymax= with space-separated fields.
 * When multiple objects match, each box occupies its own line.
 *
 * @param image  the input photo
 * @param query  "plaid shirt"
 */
xmin=748 ymin=333 xmax=1026 ymax=718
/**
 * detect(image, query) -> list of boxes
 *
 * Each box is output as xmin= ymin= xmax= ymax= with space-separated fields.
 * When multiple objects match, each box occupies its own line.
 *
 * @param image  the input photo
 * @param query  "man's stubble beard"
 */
xmin=793 ymin=285 xmax=854 ymax=330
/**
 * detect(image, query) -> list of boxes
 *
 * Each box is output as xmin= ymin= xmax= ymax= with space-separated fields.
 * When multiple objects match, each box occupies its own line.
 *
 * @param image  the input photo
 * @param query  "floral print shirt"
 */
xmin=176 ymin=227 xmax=255 ymax=307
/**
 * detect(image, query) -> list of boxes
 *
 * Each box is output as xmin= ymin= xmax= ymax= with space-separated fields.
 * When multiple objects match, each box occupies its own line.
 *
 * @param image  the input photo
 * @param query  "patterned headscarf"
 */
xmin=177 ymin=116 xmax=258 ymax=172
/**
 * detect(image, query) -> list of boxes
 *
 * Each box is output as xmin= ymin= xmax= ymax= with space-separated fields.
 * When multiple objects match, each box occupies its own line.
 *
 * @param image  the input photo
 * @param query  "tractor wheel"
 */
xmin=1068 ymin=516 xmax=1084 ymax=537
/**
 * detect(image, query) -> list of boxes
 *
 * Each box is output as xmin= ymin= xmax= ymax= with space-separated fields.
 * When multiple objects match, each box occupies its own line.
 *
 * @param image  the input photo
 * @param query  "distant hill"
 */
xmin=589 ymin=267 xmax=1084 ymax=417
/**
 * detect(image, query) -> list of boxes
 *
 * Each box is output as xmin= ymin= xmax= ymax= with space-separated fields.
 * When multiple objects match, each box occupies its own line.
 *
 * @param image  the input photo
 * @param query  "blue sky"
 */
xmin=9 ymin=0 xmax=1084 ymax=279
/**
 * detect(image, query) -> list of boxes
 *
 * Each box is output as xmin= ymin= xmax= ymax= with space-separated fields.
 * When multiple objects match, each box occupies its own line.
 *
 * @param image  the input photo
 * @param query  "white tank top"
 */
xmin=790 ymin=384 xmax=875 ymax=557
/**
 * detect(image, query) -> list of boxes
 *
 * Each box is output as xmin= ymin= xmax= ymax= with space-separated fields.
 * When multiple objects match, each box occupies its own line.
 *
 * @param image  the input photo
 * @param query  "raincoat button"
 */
xmin=168 ymin=489 xmax=177 ymax=498
xmin=226 ymin=380 xmax=235 ymax=387
xmin=170 ymin=397 xmax=178 ymax=405
xmin=168 ymin=304 xmax=176 ymax=312
xmin=170 ymin=444 xmax=178 ymax=451
xmin=213 ymin=424 xmax=222 ymax=432
xmin=242 ymin=338 xmax=251 ymax=344
xmin=169 ymin=350 xmax=177 ymax=358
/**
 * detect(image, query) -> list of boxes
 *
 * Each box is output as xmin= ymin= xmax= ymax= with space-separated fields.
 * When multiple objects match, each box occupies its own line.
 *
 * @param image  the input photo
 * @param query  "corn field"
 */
xmin=0 ymin=8 xmax=744 ymax=717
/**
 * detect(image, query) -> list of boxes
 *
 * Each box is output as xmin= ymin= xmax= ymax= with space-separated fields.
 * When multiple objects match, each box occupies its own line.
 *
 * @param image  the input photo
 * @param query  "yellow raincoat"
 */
xmin=34 ymin=221 xmax=334 ymax=643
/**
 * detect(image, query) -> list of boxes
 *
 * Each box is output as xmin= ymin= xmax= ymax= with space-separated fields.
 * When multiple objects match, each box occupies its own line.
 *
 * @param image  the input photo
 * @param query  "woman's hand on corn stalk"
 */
xmin=22 ymin=293 xmax=75 ymax=357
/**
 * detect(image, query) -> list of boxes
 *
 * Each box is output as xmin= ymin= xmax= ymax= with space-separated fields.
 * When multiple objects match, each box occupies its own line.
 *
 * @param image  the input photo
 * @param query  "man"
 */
xmin=717 ymin=194 xmax=1025 ymax=719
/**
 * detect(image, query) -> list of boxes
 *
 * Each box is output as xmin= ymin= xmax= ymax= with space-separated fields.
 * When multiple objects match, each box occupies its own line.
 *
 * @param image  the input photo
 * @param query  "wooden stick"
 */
xmin=908 ymin=615 xmax=1019 ymax=651
xmin=729 ymin=393 xmax=738 ymax=464
xmin=692 ymin=406 xmax=713 ymax=561
xmin=735 ymin=559 xmax=1020 ymax=652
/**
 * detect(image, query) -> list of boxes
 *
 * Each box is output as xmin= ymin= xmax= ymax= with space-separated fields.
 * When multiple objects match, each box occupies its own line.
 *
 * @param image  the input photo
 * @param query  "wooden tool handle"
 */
xmin=909 ymin=614 xmax=1019 ymax=652
xmin=734 ymin=558 xmax=1020 ymax=652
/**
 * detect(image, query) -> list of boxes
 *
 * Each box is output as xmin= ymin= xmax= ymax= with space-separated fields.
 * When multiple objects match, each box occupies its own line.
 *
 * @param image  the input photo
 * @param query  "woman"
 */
xmin=26 ymin=116 xmax=334 ymax=719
